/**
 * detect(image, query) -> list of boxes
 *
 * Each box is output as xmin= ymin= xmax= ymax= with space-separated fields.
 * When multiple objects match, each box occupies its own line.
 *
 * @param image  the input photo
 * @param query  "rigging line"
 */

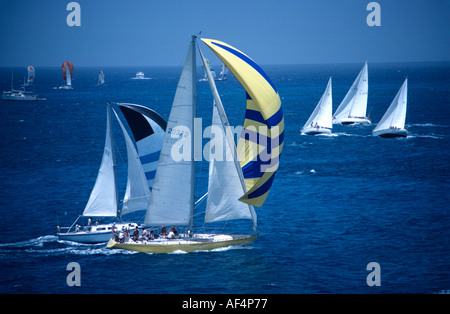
xmin=194 ymin=192 xmax=208 ymax=208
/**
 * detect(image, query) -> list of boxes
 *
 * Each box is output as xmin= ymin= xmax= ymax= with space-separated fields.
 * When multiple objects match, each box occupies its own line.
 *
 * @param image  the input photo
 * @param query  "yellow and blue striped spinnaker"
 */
xmin=201 ymin=38 xmax=284 ymax=207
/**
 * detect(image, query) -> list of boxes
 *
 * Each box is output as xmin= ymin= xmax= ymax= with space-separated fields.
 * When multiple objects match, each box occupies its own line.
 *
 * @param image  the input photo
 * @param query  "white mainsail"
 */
xmin=144 ymin=38 xmax=196 ymax=227
xmin=303 ymin=77 xmax=333 ymax=130
xmin=83 ymin=104 xmax=119 ymax=217
xmin=333 ymin=62 xmax=368 ymax=123
xmin=373 ymin=78 xmax=408 ymax=132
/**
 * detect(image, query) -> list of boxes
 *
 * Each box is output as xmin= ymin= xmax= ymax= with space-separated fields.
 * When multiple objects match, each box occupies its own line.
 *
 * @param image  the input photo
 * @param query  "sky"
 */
xmin=0 ymin=0 xmax=449 ymax=67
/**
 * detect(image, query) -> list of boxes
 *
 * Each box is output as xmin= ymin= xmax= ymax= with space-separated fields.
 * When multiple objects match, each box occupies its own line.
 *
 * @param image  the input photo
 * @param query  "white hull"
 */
xmin=58 ymin=85 xmax=73 ymax=90
xmin=301 ymin=126 xmax=331 ymax=136
xmin=107 ymin=234 xmax=258 ymax=254
xmin=58 ymin=230 xmax=113 ymax=243
xmin=57 ymin=222 xmax=138 ymax=244
xmin=333 ymin=117 xmax=371 ymax=125
xmin=373 ymin=128 xmax=408 ymax=138
xmin=2 ymin=91 xmax=37 ymax=101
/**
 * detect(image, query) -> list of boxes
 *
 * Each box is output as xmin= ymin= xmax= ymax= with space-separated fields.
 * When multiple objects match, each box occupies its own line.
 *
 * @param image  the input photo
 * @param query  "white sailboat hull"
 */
xmin=57 ymin=222 xmax=138 ymax=244
xmin=373 ymin=128 xmax=408 ymax=138
xmin=301 ymin=126 xmax=331 ymax=136
xmin=58 ymin=229 xmax=113 ymax=243
xmin=333 ymin=117 xmax=371 ymax=125
xmin=2 ymin=91 xmax=37 ymax=101
xmin=107 ymin=234 xmax=258 ymax=254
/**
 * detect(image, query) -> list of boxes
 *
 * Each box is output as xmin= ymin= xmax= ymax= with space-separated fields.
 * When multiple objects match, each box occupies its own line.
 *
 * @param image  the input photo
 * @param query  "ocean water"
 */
xmin=0 ymin=62 xmax=449 ymax=294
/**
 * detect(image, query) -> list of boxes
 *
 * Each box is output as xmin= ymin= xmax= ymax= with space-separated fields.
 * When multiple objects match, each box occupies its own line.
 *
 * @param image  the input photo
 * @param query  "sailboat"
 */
xmin=57 ymin=103 xmax=166 ymax=243
xmin=97 ymin=70 xmax=105 ymax=85
xmin=373 ymin=78 xmax=408 ymax=138
xmin=333 ymin=62 xmax=371 ymax=125
xmin=25 ymin=66 xmax=35 ymax=86
xmin=2 ymin=70 xmax=37 ymax=101
xmin=216 ymin=63 xmax=229 ymax=81
xmin=107 ymin=35 xmax=284 ymax=253
xmin=301 ymin=77 xmax=333 ymax=135
xmin=199 ymin=58 xmax=216 ymax=81
xmin=59 ymin=61 xmax=74 ymax=89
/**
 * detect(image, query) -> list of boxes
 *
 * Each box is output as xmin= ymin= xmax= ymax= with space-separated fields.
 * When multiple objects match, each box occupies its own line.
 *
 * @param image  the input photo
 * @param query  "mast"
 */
xmin=108 ymin=102 xmax=121 ymax=222
xmin=190 ymin=34 xmax=197 ymax=232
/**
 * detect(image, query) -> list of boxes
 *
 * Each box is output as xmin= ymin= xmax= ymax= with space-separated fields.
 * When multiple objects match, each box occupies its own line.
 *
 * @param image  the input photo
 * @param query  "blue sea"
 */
xmin=0 ymin=61 xmax=449 ymax=294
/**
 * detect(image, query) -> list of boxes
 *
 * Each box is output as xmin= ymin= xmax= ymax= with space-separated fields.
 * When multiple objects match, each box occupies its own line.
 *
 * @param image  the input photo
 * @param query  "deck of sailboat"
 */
xmin=107 ymin=234 xmax=258 ymax=253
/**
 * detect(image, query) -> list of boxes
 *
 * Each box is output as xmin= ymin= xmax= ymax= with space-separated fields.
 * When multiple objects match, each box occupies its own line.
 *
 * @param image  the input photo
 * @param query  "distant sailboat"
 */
xmin=2 ymin=70 xmax=37 ymax=101
xmin=97 ymin=70 xmax=105 ymax=85
xmin=107 ymin=36 xmax=284 ymax=253
xmin=26 ymin=66 xmax=35 ymax=86
xmin=199 ymin=58 xmax=216 ymax=81
xmin=59 ymin=61 xmax=74 ymax=89
xmin=301 ymin=77 xmax=333 ymax=135
xmin=373 ymin=78 xmax=408 ymax=138
xmin=333 ymin=62 xmax=371 ymax=125
xmin=216 ymin=63 xmax=229 ymax=81
xmin=57 ymin=103 xmax=166 ymax=243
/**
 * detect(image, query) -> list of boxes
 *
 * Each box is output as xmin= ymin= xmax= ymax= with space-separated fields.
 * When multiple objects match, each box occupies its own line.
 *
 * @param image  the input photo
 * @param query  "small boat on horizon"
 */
xmin=2 ymin=69 xmax=38 ymax=101
xmin=131 ymin=71 xmax=151 ymax=79
xmin=59 ymin=61 xmax=74 ymax=89
xmin=97 ymin=70 xmax=105 ymax=85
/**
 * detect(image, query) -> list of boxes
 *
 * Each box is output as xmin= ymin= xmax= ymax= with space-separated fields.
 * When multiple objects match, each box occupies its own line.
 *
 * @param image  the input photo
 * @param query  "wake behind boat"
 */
xmin=57 ymin=103 xmax=166 ymax=243
xmin=107 ymin=35 xmax=284 ymax=254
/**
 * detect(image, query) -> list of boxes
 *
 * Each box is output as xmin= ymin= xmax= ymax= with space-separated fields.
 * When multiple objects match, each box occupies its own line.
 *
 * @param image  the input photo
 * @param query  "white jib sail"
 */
xmin=144 ymin=38 xmax=196 ymax=226
xmin=333 ymin=62 xmax=368 ymax=120
xmin=374 ymin=78 xmax=408 ymax=131
xmin=205 ymin=104 xmax=256 ymax=224
xmin=83 ymin=105 xmax=118 ymax=217
xmin=303 ymin=77 xmax=333 ymax=130
xmin=198 ymin=44 xmax=257 ymax=230
xmin=113 ymin=109 xmax=151 ymax=216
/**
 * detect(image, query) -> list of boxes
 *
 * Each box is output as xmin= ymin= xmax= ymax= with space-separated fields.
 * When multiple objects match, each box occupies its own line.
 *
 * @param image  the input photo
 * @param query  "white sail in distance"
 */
xmin=303 ymin=77 xmax=333 ymax=130
xmin=374 ymin=78 xmax=408 ymax=132
xmin=333 ymin=62 xmax=368 ymax=122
